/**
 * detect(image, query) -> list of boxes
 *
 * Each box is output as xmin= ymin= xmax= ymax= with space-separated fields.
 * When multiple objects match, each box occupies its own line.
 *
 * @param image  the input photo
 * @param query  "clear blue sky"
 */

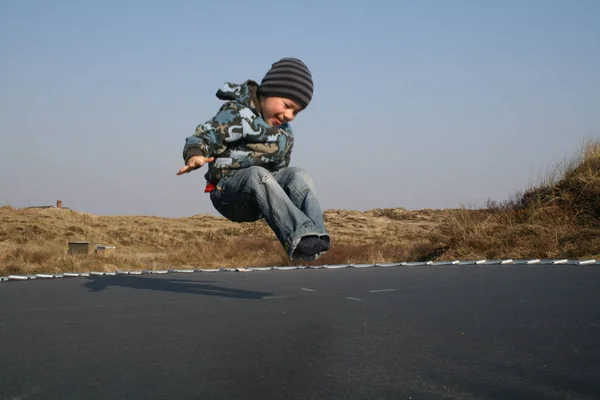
xmin=1 ymin=0 xmax=598 ymax=217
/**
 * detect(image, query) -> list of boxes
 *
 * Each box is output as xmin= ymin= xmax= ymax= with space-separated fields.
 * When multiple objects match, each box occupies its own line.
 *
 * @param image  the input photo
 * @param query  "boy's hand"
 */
xmin=177 ymin=156 xmax=215 ymax=175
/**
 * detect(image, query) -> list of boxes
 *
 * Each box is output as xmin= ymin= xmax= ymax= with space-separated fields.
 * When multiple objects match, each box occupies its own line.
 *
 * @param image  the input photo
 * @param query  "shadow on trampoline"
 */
xmin=82 ymin=275 xmax=272 ymax=299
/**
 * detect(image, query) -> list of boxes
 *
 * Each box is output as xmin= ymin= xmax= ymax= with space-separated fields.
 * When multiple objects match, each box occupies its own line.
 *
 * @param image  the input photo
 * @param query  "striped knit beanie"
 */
xmin=258 ymin=57 xmax=314 ymax=109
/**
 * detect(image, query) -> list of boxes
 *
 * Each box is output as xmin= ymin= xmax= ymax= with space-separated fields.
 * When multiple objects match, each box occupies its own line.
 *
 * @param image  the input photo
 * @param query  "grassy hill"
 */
xmin=0 ymin=206 xmax=450 ymax=275
xmin=2 ymin=139 xmax=599 ymax=275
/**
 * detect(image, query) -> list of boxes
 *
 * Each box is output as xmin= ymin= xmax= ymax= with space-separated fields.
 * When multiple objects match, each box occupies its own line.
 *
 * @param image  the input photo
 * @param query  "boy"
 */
xmin=177 ymin=57 xmax=330 ymax=261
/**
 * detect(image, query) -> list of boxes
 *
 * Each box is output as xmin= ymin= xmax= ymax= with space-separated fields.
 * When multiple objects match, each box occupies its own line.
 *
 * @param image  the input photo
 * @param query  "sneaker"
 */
xmin=293 ymin=236 xmax=330 ymax=258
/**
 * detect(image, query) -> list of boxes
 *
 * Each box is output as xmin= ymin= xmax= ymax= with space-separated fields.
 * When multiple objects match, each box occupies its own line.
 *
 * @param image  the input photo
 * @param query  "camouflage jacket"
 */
xmin=182 ymin=80 xmax=294 ymax=184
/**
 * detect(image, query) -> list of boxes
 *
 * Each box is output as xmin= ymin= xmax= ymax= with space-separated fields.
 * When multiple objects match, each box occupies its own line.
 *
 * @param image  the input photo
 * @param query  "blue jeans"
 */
xmin=210 ymin=166 xmax=330 ymax=261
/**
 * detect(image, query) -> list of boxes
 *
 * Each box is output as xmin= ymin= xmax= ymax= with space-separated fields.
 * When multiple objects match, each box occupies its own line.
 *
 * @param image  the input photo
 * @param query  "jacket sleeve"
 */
xmin=182 ymin=102 xmax=242 ymax=163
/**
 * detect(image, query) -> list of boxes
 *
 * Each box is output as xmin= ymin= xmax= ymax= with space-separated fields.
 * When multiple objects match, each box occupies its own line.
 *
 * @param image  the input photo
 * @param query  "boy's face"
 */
xmin=260 ymin=96 xmax=303 ymax=127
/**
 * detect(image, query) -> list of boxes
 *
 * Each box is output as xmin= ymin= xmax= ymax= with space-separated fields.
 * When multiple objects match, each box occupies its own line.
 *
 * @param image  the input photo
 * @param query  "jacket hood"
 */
xmin=215 ymin=80 xmax=260 ymax=111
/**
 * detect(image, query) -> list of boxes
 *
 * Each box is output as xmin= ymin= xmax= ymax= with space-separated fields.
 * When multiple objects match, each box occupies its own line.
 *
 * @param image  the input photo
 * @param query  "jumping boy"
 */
xmin=177 ymin=57 xmax=330 ymax=261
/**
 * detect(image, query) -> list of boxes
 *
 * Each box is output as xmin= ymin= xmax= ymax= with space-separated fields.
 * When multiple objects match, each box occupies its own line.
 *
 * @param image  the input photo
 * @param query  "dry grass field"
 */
xmin=2 ymin=139 xmax=599 ymax=276
xmin=0 ymin=205 xmax=450 ymax=275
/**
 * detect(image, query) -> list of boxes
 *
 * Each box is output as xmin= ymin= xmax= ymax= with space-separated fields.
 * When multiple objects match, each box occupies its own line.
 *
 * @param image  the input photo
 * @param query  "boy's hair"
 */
xmin=257 ymin=57 xmax=314 ymax=110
